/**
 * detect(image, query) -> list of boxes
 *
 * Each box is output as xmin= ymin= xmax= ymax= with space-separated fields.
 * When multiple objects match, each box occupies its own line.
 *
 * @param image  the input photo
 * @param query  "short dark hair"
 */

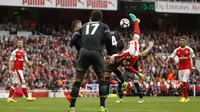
xmin=180 ymin=36 xmax=187 ymax=40
xmin=91 ymin=10 xmax=103 ymax=21
xmin=117 ymin=40 xmax=124 ymax=52
xmin=72 ymin=20 xmax=81 ymax=27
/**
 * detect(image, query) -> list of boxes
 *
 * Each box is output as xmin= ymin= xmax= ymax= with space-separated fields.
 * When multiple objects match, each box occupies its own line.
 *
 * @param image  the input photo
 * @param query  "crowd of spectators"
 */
xmin=0 ymin=23 xmax=200 ymax=96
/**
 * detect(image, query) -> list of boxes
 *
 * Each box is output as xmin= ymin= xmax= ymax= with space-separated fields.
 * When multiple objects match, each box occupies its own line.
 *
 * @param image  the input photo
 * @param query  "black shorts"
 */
xmin=105 ymin=62 xmax=120 ymax=72
xmin=76 ymin=48 xmax=105 ymax=73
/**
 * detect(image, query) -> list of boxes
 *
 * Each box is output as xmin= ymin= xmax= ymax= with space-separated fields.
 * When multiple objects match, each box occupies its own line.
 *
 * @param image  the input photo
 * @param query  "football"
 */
xmin=120 ymin=18 xmax=130 ymax=28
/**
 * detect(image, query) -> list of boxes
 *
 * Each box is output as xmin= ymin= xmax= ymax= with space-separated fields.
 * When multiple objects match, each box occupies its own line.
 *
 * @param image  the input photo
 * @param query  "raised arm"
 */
xmin=139 ymin=41 xmax=154 ymax=56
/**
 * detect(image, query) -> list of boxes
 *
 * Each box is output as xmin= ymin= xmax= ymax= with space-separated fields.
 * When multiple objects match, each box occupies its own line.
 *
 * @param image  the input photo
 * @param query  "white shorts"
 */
xmin=178 ymin=69 xmax=191 ymax=82
xmin=12 ymin=70 xmax=25 ymax=84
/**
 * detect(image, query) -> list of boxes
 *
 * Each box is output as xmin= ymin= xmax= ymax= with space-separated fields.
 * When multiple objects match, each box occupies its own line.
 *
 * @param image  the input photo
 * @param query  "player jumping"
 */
xmin=106 ymin=14 xmax=153 ymax=102
xmin=165 ymin=36 xmax=196 ymax=102
xmin=7 ymin=39 xmax=36 ymax=103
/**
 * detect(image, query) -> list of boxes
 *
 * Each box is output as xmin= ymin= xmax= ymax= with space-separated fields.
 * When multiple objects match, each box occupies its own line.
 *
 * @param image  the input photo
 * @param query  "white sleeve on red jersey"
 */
xmin=128 ymin=40 xmax=139 ymax=56
xmin=110 ymin=54 xmax=116 ymax=64
xmin=170 ymin=48 xmax=178 ymax=58
xmin=189 ymin=47 xmax=195 ymax=58
xmin=9 ymin=50 xmax=16 ymax=61
xmin=24 ymin=51 xmax=29 ymax=62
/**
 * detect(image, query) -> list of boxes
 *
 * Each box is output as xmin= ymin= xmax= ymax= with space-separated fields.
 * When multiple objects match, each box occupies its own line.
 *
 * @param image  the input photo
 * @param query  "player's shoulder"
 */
xmin=175 ymin=47 xmax=181 ymax=51
xmin=185 ymin=46 xmax=193 ymax=50
xmin=11 ymin=49 xmax=19 ymax=53
xmin=98 ymin=21 xmax=107 ymax=26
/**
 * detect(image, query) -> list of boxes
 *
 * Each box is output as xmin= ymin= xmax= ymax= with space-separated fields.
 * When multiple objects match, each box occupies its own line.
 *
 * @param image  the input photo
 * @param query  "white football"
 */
xmin=120 ymin=18 xmax=130 ymax=28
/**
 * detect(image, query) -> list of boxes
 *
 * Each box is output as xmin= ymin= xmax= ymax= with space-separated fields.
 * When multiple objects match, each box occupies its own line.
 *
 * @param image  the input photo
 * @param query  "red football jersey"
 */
xmin=9 ymin=49 xmax=28 ymax=70
xmin=111 ymin=50 xmax=139 ymax=67
xmin=170 ymin=46 xmax=195 ymax=70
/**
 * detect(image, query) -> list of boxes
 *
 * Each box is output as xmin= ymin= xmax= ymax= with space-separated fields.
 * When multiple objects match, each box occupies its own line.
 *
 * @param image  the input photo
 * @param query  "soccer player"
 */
xmin=104 ymin=31 xmax=127 ymax=99
xmin=67 ymin=10 xmax=112 ymax=112
xmin=165 ymin=36 xmax=195 ymax=102
xmin=7 ymin=39 xmax=36 ymax=103
xmin=109 ymin=39 xmax=153 ymax=102
xmin=105 ymin=13 xmax=148 ymax=101
xmin=70 ymin=20 xmax=82 ymax=54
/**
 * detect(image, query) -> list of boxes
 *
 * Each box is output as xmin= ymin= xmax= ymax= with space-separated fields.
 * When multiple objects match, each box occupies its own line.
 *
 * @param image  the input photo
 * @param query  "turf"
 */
xmin=0 ymin=97 xmax=199 ymax=112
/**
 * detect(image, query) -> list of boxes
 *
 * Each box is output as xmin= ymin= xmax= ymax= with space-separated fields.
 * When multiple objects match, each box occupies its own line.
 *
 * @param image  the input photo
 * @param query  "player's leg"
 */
xmin=92 ymin=52 xmax=108 ymax=112
xmin=180 ymin=69 xmax=190 ymax=102
xmin=129 ymin=14 xmax=140 ymax=40
xmin=128 ymin=66 xmax=144 ymax=79
xmin=105 ymin=63 xmax=122 ymax=98
xmin=114 ymin=69 xmax=127 ymax=91
xmin=16 ymin=70 xmax=35 ymax=101
xmin=67 ymin=48 xmax=91 ymax=112
xmin=116 ymin=80 xmax=123 ymax=103
xmin=133 ymin=79 xmax=144 ymax=103
xmin=7 ymin=72 xmax=18 ymax=103
xmin=178 ymin=70 xmax=186 ymax=102
xmin=104 ymin=65 xmax=112 ymax=96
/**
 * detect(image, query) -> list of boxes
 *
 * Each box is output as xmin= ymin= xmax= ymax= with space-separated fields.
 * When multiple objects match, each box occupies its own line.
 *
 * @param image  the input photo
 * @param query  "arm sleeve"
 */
xmin=170 ymin=49 xmax=177 ymax=58
xmin=70 ymin=29 xmax=81 ymax=47
xmin=110 ymin=55 xmax=115 ymax=64
xmin=129 ymin=41 xmax=139 ymax=56
xmin=190 ymin=48 xmax=195 ymax=58
xmin=24 ymin=52 xmax=29 ymax=62
xmin=104 ymin=25 xmax=112 ymax=55
xmin=9 ymin=51 xmax=16 ymax=61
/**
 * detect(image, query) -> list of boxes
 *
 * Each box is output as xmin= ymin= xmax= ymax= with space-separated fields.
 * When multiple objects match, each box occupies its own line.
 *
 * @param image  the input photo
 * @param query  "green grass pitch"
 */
xmin=0 ymin=97 xmax=199 ymax=112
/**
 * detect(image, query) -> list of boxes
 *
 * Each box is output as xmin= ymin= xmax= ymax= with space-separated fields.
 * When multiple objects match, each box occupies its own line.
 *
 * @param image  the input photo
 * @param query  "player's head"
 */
xmin=179 ymin=36 xmax=187 ymax=48
xmin=90 ymin=10 xmax=103 ymax=21
xmin=117 ymin=40 xmax=124 ymax=52
xmin=72 ymin=20 xmax=82 ymax=31
xmin=17 ymin=39 xmax=23 ymax=49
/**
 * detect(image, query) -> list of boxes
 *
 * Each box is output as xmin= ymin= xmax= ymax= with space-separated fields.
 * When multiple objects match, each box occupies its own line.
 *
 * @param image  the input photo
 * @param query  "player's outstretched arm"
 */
xmin=165 ymin=49 xmax=177 ymax=64
xmin=9 ymin=52 xmax=15 ymax=75
xmin=139 ymin=41 xmax=154 ymax=56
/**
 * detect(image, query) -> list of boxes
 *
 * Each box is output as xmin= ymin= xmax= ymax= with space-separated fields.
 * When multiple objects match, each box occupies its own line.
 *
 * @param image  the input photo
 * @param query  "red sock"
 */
xmin=22 ymin=85 xmax=28 ymax=97
xmin=128 ymin=66 xmax=139 ymax=75
xmin=8 ymin=86 xmax=15 ymax=98
xmin=133 ymin=21 xmax=140 ymax=38
xmin=184 ymin=82 xmax=189 ymax=99
xmin=181 ymin=84 xmax=185 ymax=98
